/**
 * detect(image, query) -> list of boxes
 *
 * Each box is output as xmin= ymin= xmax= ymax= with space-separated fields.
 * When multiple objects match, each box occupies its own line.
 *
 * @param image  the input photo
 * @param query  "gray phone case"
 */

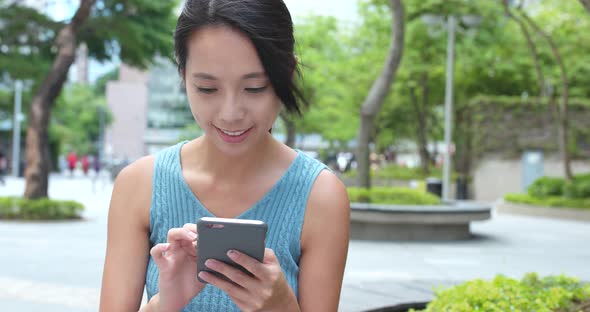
xmin=196 ymin=217 xmax=267 ymax=284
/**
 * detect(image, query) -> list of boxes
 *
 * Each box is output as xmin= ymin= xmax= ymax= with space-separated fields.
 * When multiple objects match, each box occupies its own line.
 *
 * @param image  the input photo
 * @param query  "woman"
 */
xmin=99 ymin=0 xmax=350 ymax=311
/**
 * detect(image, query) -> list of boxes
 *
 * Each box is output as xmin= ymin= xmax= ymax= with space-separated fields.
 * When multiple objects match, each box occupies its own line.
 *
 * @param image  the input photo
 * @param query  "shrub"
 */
xmin=344 ymin=165 xmax=444 ymax=181
xmin=528 ymin=177 xmax=565 ymax=197
xmin=347 ymin=187 xmax=440 ymax=205
xmin=564 ymin=180 xmax=590 ymax=199
xmin=411 ymin=273 xmax=590 ymax=312
xmin=504 ymin=193 xmax=590 ymax=210
xmin=0 ymin=197 xmax=84 ymax=220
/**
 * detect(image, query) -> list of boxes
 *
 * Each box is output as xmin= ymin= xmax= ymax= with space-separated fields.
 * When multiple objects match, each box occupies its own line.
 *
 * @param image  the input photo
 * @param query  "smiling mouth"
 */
xmin=216 ymin=127 xmax=252 ymax=137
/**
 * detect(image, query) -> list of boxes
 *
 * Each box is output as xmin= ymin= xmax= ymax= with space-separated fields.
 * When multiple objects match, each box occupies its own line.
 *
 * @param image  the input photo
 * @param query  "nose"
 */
xmin=219 ymin=92 xmax=245 ymax=123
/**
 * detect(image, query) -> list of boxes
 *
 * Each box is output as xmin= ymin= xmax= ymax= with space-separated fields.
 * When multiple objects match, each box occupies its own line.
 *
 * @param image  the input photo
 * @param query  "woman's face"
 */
xmin=184 ymin=25 xmax=281 ymax=156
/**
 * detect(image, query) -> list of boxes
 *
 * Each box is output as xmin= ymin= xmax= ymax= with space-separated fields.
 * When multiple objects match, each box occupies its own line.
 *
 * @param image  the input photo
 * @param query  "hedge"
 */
xmin=347 ymin=187 xmax=440 ymax=205
xmin=0 ymin=197 xmax=84 ymax=220
xmin=504 ymin=193 xmax=590 ymax=210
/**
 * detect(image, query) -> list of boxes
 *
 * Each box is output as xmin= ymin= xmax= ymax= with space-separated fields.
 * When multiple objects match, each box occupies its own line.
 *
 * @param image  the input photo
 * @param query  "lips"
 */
xmin=219 ymin=128 xmax=248 ymax=136
xmin=215 ymin=126 xmax=253 ymax=143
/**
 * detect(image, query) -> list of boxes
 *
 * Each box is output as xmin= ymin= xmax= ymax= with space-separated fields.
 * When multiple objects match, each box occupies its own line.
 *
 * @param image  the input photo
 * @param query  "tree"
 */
xmin=357 ymin=0 xmax=405 ymax=188
xmin=51 ymin=83 xmax=112 ymax=156
xmin=293 ymin=15 xmax=357 ymax=146
xmin=24 ymin=0 xmax=96 ymax=198
xmin=0 ymin=2 xmax=59 ymax=83
xmin=376 ymin=13 xmax=447 ymax=175
xmin=520 ymin=8 xmax=573 ymax=180
xmin=14 ymin=0 xmax=178 ymax=199
xmin=502 ymin=0 xmax=546 ymax=98
xmin=580 ymin=0 xmax=590 ymax=15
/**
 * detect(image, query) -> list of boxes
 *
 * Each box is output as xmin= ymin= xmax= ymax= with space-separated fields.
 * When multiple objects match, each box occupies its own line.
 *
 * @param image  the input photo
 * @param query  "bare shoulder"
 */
xmin=301 ymin=169 xmax=350 ymax=247
xmin=308 ymin=170 xmax=350 ymax=214
xmin=111 ymin=155 xmax=156 ymax=227
xmin=115 ymin=155 xmax=155 ymax=186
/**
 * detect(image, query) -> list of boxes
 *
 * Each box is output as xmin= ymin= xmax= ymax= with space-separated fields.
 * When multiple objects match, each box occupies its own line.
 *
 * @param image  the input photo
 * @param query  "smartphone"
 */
xmin=196 ymin=217 xmax=267 ymax=284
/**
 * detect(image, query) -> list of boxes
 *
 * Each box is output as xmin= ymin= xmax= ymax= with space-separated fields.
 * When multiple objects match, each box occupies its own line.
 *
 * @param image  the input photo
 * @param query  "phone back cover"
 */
xmin=196 ymin=218 xmax=267 ymax=283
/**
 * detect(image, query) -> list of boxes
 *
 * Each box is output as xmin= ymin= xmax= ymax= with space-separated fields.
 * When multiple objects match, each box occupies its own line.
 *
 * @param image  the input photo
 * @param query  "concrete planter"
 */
xmin=365 ymin=301 xmax=429 ymax=312
xmin=350 ymin=201 xmax=492 ymax=241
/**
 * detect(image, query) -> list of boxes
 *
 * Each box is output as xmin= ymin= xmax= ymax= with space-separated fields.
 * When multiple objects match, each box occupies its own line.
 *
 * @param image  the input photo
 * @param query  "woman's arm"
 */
xmin=298 ymin=170 xmax=351 ymax=311
xmin=99 ymin=156 xmax=155 ymax=312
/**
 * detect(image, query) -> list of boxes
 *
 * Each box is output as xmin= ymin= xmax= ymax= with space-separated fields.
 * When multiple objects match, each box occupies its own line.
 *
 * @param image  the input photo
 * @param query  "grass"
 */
xmin=504 ymin=193 xmax=590 ymax=210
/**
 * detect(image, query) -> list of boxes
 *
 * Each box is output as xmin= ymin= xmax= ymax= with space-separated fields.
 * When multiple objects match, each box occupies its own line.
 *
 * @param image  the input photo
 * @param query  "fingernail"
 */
xmin=227 ymin=250 xmax=238 ymax=259
xmin=187 ymin=232 xmax=197 ymax=240
xmin=205 ymin=259 xmax=216 ymax=268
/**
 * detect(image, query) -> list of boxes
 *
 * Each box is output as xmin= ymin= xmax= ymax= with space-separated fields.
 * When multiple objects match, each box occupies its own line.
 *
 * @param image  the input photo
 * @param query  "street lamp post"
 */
xmin=421 ymin=14 xmax=480 ymax=201
xmin=442 ymin=16 xmax=456 ymax=201
xmin=12 ymin=80 xmax=22 ymax=177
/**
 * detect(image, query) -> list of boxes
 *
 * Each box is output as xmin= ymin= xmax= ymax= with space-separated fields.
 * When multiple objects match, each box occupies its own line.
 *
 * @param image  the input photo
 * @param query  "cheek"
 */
xmin=259 ymin=95 xmax=282 ymax=120
xmin=187 ymin=94 xmax=211 ymax=125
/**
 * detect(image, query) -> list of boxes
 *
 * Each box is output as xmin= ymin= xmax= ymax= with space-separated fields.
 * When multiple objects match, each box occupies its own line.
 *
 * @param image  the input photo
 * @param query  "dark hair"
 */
xmin=174 ymin=0 xmax=307 ymax=115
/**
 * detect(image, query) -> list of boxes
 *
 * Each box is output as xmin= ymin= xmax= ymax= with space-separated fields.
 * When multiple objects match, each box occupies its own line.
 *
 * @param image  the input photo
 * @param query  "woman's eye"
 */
xmin=197 ymin=87 xmax=217 ymax=94
xmin=245 ymin=86 xmax=268 ymax=93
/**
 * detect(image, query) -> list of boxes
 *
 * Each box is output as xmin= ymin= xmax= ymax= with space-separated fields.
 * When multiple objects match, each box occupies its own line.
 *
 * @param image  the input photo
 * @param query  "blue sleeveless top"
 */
xmin=145 ymin=141 xmax=327 ymax=311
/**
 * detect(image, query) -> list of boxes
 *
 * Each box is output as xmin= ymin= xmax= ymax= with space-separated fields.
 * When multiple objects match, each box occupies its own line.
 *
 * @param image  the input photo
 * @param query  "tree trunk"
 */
xmin=409 ymin=73 xmax=430 ymax=175
xmin=418 ymin=72 xmax=431 ymax=174
xmin=580 ymin=0 xmax=590 ymax=15
xmin=502 ymin=0 xmax=546 ymax=97
xmin=518 ymin=9 xmax=573 ymax=181
xmin=357 ymin=0 xmax=405 ymax=188
xmin=24 ymin=0 xmax=96 ymax=199
xmin=280 ymin=112 xmax=296 ymax=148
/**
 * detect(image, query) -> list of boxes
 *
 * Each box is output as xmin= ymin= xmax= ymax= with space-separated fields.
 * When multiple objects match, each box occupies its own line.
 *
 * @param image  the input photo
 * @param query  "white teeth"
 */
xmin=221 ymin=129 xmax=247 ymax=136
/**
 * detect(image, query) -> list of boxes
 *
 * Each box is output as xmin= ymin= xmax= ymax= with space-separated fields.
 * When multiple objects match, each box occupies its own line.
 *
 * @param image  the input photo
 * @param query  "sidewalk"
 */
xmin=1 ymin=175 xmax=589 ymax=311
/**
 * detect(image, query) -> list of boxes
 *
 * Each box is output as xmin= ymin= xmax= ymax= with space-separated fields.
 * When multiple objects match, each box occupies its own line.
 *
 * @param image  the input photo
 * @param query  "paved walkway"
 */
xmin=1 ymin=175 xmax=589 ymax=312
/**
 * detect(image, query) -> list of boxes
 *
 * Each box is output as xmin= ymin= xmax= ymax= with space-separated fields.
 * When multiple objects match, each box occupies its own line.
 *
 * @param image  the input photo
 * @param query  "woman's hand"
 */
xmin=150 ymin=223 xmax=205 ymax=312
xmin=198 ymin=248 xmax=300 ymax=312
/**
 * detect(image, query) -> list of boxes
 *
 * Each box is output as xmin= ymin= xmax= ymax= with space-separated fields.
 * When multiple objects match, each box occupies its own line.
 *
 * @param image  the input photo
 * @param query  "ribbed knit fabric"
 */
xmin=145 ymin=141 xmax=327 ymax=311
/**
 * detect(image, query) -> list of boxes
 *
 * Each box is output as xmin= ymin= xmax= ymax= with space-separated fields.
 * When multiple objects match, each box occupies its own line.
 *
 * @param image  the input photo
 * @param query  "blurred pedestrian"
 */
xmin=81 ymin=155 xmax=90 ymax=176
xmin=67 ymin=151 xmax=77 ymax=177
xmin=93 ymin=154 xmax=101 ymax=174
xmin=0 ymin=150 xmax=7 ymax=185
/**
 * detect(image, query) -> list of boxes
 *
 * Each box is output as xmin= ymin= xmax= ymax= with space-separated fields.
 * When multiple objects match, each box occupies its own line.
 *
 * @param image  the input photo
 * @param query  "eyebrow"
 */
xmin=192 ymin=72 xmax=266 ymax=80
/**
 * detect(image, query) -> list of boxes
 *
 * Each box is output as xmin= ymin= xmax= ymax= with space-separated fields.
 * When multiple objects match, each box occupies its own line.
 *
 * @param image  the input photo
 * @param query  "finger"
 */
xmin=150 ymin=243 xmax=170 ymax=267
xmin=205 ymin=259 xmax=255 ymax=289
xmin=198 ymin=271 xmax=247 ymax=300
xmin=182 ymin=223 xmax=197 ymax=234
xmin=227 ymin=250 xmax=265 ymax=278
xmin=167 ymin=227 xmax=198 ymax=244
xmin=263 ymin=248 xmax=278 ymax=264
xmin=178 ymin=239 xmax=197 ymax=259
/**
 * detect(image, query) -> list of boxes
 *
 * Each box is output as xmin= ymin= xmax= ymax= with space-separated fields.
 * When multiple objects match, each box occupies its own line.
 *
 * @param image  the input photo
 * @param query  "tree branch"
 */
xmin=501 ymin=0 xmax=545 ymax=97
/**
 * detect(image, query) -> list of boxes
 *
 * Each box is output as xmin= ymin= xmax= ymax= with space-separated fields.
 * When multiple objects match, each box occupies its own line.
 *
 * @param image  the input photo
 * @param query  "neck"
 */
xmin=188 ymin=133 xmax=278 ymax=182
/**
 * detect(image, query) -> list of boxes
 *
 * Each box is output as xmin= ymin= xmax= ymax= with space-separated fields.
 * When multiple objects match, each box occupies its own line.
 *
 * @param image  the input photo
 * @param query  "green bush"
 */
xmin=504 ymin=193 xmax=590 ymax=210
xmin=564 ymin=180 xmax=590 ymax=199
xmin=527 ymin=177 xmax=565 ymax=197
xmin=0 ymin=197 xmax=84 ymax=220
xmin=347 ymin=187 xmax=440 ymax=205
xmin=344 ymin=165 xmax=444 ymax=181
xmin=411 ymin=273 xmax=590 ymax=312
